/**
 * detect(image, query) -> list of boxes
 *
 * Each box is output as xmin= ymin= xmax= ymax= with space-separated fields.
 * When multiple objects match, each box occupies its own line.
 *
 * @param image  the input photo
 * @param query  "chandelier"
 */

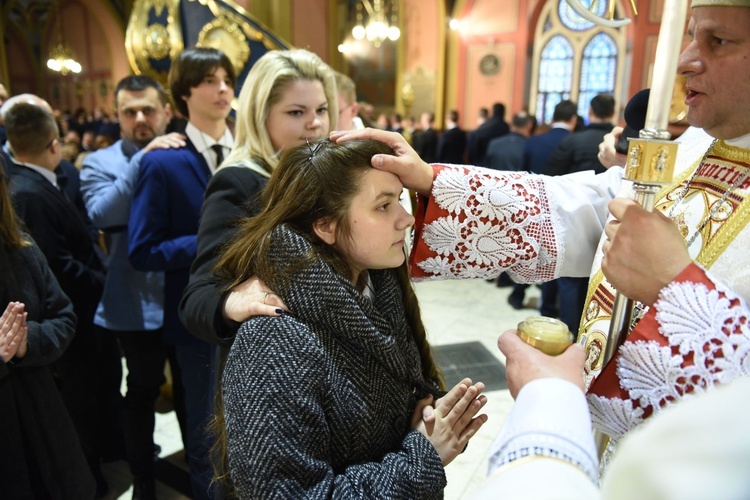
xmin=46 ymin=4 xmax=82 ymax=75
xmin=47 ymin=43 xmax=82 ymax=75
xmin=351 ymin=0 xmax=400 ymax=48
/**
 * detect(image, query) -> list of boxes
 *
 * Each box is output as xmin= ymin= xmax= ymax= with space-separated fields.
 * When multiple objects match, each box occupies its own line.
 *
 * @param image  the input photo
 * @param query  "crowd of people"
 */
xmin=2 ymin=0 xmax=749 ymax=498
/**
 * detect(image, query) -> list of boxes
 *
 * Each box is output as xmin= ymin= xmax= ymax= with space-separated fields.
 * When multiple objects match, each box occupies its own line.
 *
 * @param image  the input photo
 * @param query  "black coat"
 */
xmin=437 ymin=126 xmax=467 ymax=164
xmin=418 ymin=128 xmax=439 ymax=163
xmin=0 ymin=240 xmax=95 ymax=499
xmin=468 ymin=117 xmax=510 ymax=165
xmin=545 ymin=123 xmax=614 ymax=176
xmin=179 ymin=164 xmax=268 ymax=345
xmin=8 ymin=163 xmax=105 ymax=332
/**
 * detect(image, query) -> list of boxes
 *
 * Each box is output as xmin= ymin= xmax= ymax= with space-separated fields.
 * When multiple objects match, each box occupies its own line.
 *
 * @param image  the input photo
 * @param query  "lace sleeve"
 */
xmin=409 ymin=165 xmax=620 ymax=282
xmin=588 ymin=263 xmax=750 ymax=441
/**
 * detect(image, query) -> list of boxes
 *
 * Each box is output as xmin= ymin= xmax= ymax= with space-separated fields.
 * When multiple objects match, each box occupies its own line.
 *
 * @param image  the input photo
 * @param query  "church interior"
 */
xmin=1 ymin=0 xmax=695 ymax=499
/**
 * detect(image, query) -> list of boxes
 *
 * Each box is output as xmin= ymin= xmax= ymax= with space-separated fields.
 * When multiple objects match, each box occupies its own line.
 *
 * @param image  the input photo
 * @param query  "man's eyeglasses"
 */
xmin=45 ymin=137 xmax=58 ymax=150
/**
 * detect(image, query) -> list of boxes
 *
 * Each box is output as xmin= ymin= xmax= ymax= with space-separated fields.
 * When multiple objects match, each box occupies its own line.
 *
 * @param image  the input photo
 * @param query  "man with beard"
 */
xmin=80 ymin=75 xmax=186 ymax=500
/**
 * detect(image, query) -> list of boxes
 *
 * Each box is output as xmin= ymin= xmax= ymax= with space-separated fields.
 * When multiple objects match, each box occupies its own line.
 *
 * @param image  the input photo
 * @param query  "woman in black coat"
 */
xmin=0 ymin=172 xmax=95 ymax=499
xmin=179 ymin=49 xmax=339 ymax=347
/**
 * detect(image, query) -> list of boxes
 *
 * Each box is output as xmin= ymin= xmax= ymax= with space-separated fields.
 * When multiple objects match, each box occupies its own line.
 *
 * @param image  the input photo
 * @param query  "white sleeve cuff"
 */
xmin=487 ymin=378 xmax=599 ymax=484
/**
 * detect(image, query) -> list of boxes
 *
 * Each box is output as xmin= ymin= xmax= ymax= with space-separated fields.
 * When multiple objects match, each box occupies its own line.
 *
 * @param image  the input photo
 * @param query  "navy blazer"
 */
xmin=129 ymin=139 xmax=210 ymax=344
xmin=523 ymin=127 xmax=571 ymax=174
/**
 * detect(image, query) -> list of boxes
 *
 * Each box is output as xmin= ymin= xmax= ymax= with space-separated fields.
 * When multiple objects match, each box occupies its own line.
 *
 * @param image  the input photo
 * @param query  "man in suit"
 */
xmin=417 ymin=112 xmax=438 ymax=163
xmin=545 ymin=93 xmax=615 ymax=177
xmin=3 ymin=97 xmax=116 ymax=496
xmin=510 ymin=100 xmax=578 ymax=316
xmin=129 ymin=47 xmax=235 ymax=500
xmin=437 ymin=109 xmax=467 ymax=164
xmin=543 ymin=94 xmax=615 ymax=338
xmin=523 ymin=99 xmax=578 ymax=175
xmin=483 ymin=110 xmax=536 ymax=171
xmin=80 ymin=75 xmax=186 ymax=500
xmin=468 ymin=102 xmax=510 ymax=165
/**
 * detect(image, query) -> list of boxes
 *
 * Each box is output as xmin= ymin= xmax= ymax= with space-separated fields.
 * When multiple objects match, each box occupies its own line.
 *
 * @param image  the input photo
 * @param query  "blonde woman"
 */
xmin=179 ymin=48 xmax=337 ymax=346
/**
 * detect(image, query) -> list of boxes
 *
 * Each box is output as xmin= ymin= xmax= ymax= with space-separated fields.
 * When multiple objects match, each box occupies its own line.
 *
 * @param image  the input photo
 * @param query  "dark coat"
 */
xmin=483 ymin=132 xmax=528 ymax=171
xmin=522 ymin=127 xmax=571 ymax=174
xmin=8 ymin=163 xmax=105 ymax=333
xmin=129 ymin=139 xmax=211 ymax=345
xmin=179 ymin=164 xmax=267 ymax=344
xmin=223 ymin=225 xmax=446 ymax=498
xmin=545 ymin=123 xmax=614 ymax=176
xmin=419 ymin=127 xmax=439 ymax=163
xmin=0 ymin=240 xmax=95 ymax=500
xmin=437 ymin=126 xmax=467 ymax=164
xmin=468 ymin=117 xmax=510 ymax=165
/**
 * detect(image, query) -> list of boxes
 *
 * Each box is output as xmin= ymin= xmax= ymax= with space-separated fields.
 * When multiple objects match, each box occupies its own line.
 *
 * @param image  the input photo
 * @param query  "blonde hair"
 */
xmin=334 ymin=71 xmax=356 ymax=106
xmin=221 ymin=49 xmax=338 ymax=174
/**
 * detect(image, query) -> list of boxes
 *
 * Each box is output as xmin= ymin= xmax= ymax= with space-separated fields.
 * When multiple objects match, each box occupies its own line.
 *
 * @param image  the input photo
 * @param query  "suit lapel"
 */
xmin=184 ymin=138 xmax=212 ymax=186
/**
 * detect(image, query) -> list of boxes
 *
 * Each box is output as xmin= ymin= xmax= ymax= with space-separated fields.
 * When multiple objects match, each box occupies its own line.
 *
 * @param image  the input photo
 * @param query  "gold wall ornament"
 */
xmin=125 ymin=0 xmax=183 ymax=81
xmin=197 ymin=14 xmax=251 ymax=75
xmin=401 ymin=81 xmax=415 ymax=118
xmin=145 ymin=24 xmax=172 ymax=61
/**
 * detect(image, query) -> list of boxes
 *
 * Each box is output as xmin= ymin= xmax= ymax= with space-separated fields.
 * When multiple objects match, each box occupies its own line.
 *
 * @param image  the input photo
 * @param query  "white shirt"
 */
xmin=185 ymin=122 xmax=233 ymax=174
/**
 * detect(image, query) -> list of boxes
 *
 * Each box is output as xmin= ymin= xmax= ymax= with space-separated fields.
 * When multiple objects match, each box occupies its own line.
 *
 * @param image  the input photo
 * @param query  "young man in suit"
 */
xmin=128 ymin=47 xmax=235 ymax=500
xmin=80 ymin=75 xmax=186 ymax=500
xmin=3 ymin=98 xmax=116 ymax=496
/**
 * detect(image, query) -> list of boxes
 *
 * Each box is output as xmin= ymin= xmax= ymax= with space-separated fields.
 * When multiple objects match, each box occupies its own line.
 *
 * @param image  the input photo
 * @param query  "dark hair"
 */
xmin=212 ymin=139 xmax=444 ymax=489
xmin=492 ymin=103 xmax=506 ymax=119
xmin=479 ymin=107 xmax=489 ymax=119
xmin=449 ymin=109 xmax=459 ymax=123
xmin=168 ymin=47 xmax=236 ymax=117
xmin=590 ymin=93 xmax=616 ymax=120
xmin=114 ymin=75 xmax=168 ymax=108
xmin=552 ymin=99 xmax=578 ymax=123
xmin=5 ymin=102 xmax=58 ymax=156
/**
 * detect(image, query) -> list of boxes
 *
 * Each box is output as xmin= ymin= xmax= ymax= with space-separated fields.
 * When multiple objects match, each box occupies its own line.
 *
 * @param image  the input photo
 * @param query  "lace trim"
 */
xmin=418 ymin=167 xmax=559 ymax=281
xmin=590 ymin=280 xmax=750 ymax=440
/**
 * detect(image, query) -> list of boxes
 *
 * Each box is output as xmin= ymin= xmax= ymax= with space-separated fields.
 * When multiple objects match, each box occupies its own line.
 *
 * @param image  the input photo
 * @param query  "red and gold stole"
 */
xmin=581 ymin=141 xmax=750 ymax=413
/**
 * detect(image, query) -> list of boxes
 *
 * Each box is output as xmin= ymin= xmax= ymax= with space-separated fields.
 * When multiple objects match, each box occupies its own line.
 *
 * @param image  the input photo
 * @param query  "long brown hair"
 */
xmin=210 ymin=139 xmax=444 ymax=491
xmin=0 ymin=168 xmax=30 ymax=250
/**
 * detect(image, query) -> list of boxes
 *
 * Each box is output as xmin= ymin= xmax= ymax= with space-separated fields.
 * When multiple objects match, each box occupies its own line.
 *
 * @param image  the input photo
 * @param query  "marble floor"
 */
xmin=103 ymin=278 xmax=543 ymax=500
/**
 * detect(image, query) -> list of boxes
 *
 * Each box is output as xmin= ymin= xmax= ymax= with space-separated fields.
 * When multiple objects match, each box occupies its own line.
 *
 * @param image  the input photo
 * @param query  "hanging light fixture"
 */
xmin=351 ymin=0 xmax=400 ymax=48
xmin=46 ymin=3 xmax=82 ymax=75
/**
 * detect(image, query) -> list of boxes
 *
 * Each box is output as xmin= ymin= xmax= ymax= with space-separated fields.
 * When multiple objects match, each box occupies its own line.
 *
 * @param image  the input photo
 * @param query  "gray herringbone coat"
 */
xmin=223 ymin=225 xmax=446 ymax=498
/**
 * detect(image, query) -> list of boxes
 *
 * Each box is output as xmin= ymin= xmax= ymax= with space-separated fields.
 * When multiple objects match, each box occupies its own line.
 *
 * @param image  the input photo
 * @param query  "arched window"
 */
xmin=530 ymin=0 xmax=627 ymax=125
xmin=579 ymin=33 xmax=618 ymax=117
xmin=537 ymin=35 xmax=574 ymax=125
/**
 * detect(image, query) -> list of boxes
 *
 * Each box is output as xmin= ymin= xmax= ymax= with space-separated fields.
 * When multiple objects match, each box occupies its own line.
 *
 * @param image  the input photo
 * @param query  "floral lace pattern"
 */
xmin=589 ymin=280 xmax=750 ymax=441
xmin=417 ymin=167 xmax=559 ymax=281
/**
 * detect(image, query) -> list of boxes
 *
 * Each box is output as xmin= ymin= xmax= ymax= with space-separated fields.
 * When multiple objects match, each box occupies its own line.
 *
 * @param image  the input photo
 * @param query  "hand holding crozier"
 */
xmin=602 ymin=198 xmax=692 ymax=306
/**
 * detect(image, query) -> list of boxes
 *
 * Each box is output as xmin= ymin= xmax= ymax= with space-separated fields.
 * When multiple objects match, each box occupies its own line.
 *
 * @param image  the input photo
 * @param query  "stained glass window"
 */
xmin=537 ymin=35 xmax=574 ymax=124
xmin=579 ymin=33 xmax=617 ymax=117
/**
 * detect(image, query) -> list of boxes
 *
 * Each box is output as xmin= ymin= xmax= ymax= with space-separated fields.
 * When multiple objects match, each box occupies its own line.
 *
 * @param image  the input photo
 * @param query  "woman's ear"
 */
xmin=313 ymin=217 xmax=337 ymax=245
